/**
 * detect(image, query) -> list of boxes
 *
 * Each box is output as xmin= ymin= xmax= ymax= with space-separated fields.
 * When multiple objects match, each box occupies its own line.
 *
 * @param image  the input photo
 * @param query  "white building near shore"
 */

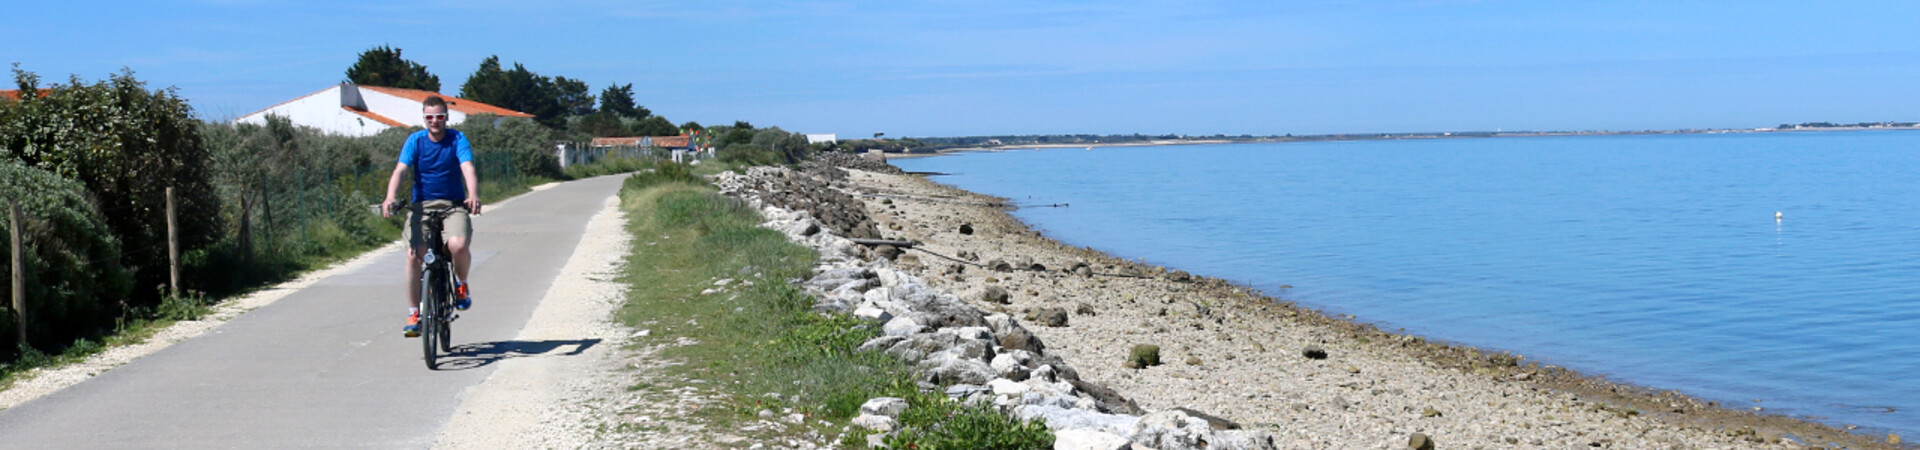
xmin=805 ymin=133 xmax=838 ymax=144
xmin=234 ymin=83 xmax=533 ymax=137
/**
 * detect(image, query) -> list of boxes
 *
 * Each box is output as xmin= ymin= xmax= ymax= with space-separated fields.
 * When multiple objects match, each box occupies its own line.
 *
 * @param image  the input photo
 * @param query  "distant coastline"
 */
xmin=891 ymin=122 xmax=1920 ymax=158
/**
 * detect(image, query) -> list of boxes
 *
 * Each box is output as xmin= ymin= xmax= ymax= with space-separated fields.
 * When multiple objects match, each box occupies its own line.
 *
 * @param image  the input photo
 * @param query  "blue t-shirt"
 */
xmin=398 ymin=129 xmax=475 ymax=202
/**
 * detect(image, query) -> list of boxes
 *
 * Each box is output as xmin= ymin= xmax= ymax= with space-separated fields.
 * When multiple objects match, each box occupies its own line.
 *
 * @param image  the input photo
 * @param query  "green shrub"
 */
xmin=621 ymin=160 xmax=702 ymax=192
xmin=0 ymin=67 xmax=224 ymax=309
xmin=460 ymin=114 xmax=563 ymax=181
xmin=0 ymin=160 xmax=133 ymax=353
xmin=883 ymin=390 xmax=1055 ymax=449
xmin=717 ymin=143 xmax=782 ymax=166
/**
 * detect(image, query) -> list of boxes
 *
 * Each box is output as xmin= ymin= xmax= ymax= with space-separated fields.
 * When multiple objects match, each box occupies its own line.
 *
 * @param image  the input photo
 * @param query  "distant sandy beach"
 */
xmin=887 ymin=139 xmax=1234 ymax=159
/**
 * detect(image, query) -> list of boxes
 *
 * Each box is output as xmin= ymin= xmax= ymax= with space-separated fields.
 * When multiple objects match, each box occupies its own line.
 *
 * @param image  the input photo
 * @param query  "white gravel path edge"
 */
xmin=433 ymin=193 xmax=634 ymax=449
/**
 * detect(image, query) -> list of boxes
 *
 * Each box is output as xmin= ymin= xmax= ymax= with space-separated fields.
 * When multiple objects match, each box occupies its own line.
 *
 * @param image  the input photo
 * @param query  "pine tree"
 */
xmin=345 ymin=45 xmax=440 ymax=91
xmin=597 ymin=83 xmax=649 ymax=119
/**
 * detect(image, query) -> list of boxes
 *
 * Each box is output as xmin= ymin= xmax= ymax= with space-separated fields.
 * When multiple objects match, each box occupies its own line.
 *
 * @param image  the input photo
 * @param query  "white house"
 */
xmin=234 ymin=83 xmax=532 ymax=137
xmin=805 ymin=133 xmax=838 ymax=144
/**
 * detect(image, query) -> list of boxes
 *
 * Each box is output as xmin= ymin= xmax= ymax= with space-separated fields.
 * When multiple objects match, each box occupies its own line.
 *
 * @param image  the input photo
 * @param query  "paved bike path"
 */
xmin=0 ymin=174 xmax=630 ymax=448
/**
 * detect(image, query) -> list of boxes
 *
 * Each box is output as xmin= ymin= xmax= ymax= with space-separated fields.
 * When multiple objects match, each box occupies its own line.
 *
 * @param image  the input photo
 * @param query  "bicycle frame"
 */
xmin=396 ymin=200 xmax=463 ymax=369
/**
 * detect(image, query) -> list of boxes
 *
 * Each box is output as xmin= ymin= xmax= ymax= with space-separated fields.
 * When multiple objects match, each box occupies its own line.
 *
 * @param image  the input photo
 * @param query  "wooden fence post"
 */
xmin=10 ymin=201 xmax=25 ymax=346
xmin=166 ymin=187 xmax=179 ymax=296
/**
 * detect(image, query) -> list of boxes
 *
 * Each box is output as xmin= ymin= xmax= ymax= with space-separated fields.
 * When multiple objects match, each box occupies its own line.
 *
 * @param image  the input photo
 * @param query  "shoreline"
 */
xmin=835 ymin=165 xmax=1901 ymax=448
xmin=886 ymin=125 xmax=1920 ymax=159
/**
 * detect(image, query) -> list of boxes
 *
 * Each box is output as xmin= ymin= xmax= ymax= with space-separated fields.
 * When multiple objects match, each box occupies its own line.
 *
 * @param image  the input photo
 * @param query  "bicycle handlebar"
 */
xmin=369 ymin=199 xmax=482 ymax=217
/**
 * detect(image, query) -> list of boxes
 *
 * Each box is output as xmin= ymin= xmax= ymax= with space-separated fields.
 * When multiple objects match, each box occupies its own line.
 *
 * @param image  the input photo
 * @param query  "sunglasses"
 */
xmin=424 ymin=113 xmax=448 ymax=121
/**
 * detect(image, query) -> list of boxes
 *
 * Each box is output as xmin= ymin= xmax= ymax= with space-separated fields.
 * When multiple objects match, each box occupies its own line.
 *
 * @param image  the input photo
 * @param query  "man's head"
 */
xmin=422 ymin=96 xmax=449 ymax=136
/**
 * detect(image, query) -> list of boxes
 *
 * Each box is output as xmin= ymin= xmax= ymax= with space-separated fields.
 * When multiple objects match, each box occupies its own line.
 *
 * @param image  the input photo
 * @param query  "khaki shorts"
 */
xmin=404 ymin=199 xmax=473 ymax=249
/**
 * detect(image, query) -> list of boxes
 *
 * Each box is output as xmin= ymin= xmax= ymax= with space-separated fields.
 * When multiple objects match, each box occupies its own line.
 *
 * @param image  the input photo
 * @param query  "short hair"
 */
xmin=422 ymin=96 xmax=447 ymax=111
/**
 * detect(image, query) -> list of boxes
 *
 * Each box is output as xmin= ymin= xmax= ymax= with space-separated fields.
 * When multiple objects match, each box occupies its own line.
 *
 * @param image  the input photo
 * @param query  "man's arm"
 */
xmin=382 ymin=162 xmax=409 ymax=217
xmin=461 ymin=161 xmax=481 ymax=215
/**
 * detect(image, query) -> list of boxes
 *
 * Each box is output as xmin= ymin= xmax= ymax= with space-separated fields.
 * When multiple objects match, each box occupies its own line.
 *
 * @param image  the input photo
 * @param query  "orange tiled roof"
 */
xmin=343 ymin=106 xmax=408 ymax=128
xmin=0 ymin=89 xmax=53 ymax=100
xmin=358 ymin=85 xmax=534 ymax=118
xmin=653 ymin=136 xmax=690 ymax=147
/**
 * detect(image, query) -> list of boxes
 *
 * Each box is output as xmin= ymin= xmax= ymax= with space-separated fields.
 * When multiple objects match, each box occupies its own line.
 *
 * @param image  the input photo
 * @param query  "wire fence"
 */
xmin=554 ymin=141 xmax=712 ymax=169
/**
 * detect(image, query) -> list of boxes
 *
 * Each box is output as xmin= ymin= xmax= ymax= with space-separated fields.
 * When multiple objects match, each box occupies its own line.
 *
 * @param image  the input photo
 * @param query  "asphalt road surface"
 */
xmin=0 ymin=174 xmax=629 ymax=449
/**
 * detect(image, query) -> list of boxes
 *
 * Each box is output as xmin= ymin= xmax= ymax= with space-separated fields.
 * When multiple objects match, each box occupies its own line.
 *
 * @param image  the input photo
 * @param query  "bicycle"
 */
xmin=378 ymin=199 xmax=465 ymax=370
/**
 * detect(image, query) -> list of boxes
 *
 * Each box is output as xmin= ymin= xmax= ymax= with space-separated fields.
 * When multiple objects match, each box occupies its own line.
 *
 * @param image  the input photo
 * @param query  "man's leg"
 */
xmin=403 ymin=246 xmax=423 ymax=337
xmin=447 ymin=236 xmax=470 ymax=281
xmin=448 ymin=236 xmax=473 ymax=310
xmin=406 ymin=246 xmax=423 ymax=308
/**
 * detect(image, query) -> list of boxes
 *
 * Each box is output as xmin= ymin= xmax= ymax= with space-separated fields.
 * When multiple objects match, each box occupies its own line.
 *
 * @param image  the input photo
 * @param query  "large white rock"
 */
xmin=861 ymin=397 xmax=909 ymax=417
xmin=853 ymin=305 xmax=893 ymax=321
xmin=926 ymin=358 xmax=997 ymax=386
xmin=1021 ymin=391 xmax=1078 ymax=409
xmin=863 ymin=287 xmax=893 ymax=305
xmin=851 ymin=413 xmax=897 ymax=432
xmin=1031 ymin=364 xmax=1060 ymax=383
xmin=941 ymin=326 xmax=993 ymax=341
xmin=992 ymin=350 xmax=1034 ymax=373
xmin=1054 ymin=429 xmax=1133 ymax=450
xmin=989 ymin=378 xmax=1032 ymax=396
xmin=1130 ymin=410 xmax=1212 ymax=450
xmin=882 ymin=316 xmax=925 ymax=337
xmin=1127 ymin=409 xmax=1275 ymax=450
xmin=985 ymin=313 xmax=1017 ymax=336
xmin=1013 ymin=405 xmax=1139 ymax=437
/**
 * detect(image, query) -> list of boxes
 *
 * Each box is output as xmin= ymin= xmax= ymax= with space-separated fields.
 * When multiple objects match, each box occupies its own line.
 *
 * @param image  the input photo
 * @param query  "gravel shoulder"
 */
xmin=433 ymin=194 xmax=635 ymax=448
xmin=839 ymin=167 xmax=1896 ymax=449
xmin=435 ymin=186 xmax=733 ymax=449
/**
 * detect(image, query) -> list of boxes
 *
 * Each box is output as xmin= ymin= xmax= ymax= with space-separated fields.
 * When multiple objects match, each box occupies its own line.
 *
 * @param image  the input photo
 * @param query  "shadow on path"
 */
xmin=431 ymin=339 xmax=601 ymax=371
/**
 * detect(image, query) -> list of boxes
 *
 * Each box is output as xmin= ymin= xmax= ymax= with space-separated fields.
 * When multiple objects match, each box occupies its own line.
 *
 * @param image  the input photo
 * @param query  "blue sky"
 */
xmin=7 ymin=1 xmax=1920 ymax=137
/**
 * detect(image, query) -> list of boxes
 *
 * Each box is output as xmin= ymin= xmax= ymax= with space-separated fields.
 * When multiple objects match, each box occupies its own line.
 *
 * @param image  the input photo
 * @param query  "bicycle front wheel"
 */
xmin=422 ymin=271 xmax=442 ymax=370
xmin=437 ymin=270 xmax=453 ymax=353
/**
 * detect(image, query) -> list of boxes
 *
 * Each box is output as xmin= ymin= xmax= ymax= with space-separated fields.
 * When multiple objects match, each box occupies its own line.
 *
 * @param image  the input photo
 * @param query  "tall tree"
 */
xmin=634 ymin=116 xmax=678 ymax=136
xmin=578 ymin=110 xmax=630 ymax=137
xmin=597 ymin=83 xmax=649 ymax=119
xmin=344 ymin=45 xmax=440 ymax=91
xmin=458 ymin=56 xmax=564 ymax=128
xmin=553 ymin=76 xmax=594 ymax=117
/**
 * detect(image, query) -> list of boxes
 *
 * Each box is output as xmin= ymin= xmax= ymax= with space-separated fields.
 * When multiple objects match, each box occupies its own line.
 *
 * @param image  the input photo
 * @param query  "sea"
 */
xmin=892 ymin=130 xmax=1920 ymax=438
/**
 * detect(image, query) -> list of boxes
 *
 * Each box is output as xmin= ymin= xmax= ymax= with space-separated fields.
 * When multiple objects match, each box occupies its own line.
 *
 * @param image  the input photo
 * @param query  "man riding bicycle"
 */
xmin=382 ymin=96 xmax=482 ymax=338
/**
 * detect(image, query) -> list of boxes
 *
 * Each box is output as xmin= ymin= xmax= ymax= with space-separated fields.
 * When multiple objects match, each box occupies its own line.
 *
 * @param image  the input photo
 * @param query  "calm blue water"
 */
xmin=894 ymin=131 xmax=1920 ymax=437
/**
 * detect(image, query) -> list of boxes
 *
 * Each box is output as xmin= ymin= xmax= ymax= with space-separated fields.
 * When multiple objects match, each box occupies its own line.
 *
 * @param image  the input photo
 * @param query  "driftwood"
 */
xmin=849 ymin=238 xmax=919 ymax=248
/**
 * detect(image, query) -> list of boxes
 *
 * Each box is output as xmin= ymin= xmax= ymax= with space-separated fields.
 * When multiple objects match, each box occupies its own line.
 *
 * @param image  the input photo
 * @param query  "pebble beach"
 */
xmin=798 ymin=155 xmax=1899 ymax=449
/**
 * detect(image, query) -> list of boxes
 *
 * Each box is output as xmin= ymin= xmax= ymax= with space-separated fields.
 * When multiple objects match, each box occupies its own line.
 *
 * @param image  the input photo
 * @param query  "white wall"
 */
xmin=235 ymin=86 xmax=396 ymax=137
xmin=238 ymin=85 xmax=499 ymax=137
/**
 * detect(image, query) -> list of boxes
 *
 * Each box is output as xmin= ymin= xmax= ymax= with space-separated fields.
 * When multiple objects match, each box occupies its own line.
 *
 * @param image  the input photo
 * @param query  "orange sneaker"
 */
xmin=454 ymin=281 xmax=472 ymax=311
xmin=403 ymin=312 xmax=421 ymax=338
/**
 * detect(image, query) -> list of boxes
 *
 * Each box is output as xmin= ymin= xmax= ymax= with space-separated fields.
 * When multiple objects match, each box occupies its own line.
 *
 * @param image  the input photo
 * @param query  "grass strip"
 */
xmin=612 ymin=165 xmax=1053 ymax=448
